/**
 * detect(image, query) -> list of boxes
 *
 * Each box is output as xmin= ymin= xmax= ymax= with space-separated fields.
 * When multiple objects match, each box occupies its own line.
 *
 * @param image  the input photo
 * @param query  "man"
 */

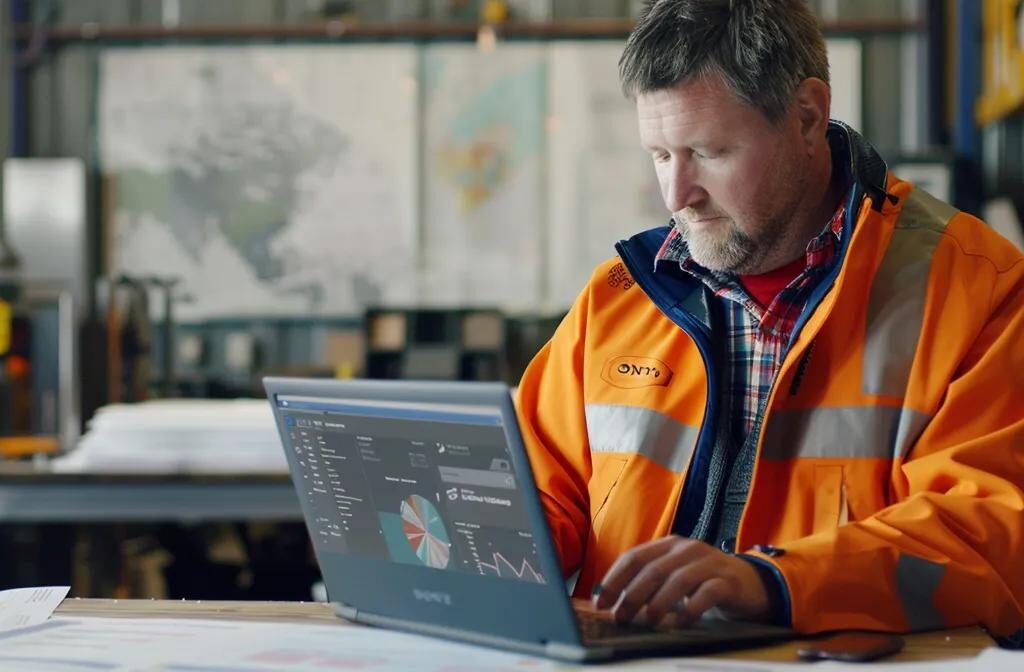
xmin=516 ymin=0 xmax=1024 ymax=639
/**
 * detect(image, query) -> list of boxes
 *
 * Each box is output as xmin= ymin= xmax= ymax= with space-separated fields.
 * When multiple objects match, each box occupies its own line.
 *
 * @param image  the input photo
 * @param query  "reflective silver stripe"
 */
xmin=893 ymin=407 xmax=931 ymax=461
xmin=760 ymin=406 xmax=932 ymax=461
xmin=896 ymin=554 xmax=946 ymax=631
xmin=584 ymin=404 xmax=699 ymax=473
xmin=863 ymin=188 xmax=956 ymax=397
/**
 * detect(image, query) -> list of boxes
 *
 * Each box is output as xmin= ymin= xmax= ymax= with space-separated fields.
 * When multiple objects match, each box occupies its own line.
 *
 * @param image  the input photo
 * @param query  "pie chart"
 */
xmin=400 ymin=494 xmax=451 ymax=568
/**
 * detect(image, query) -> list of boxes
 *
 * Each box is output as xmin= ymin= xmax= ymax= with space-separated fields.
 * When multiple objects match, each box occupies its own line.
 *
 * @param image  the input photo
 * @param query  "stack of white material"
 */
xmin=52 ymin=399 xmax=287 ymax=474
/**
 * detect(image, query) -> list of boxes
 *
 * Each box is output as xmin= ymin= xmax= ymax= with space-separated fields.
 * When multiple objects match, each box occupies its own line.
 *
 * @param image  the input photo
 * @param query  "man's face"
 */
xmin=636 ymin=75 xmax=811 ymax=274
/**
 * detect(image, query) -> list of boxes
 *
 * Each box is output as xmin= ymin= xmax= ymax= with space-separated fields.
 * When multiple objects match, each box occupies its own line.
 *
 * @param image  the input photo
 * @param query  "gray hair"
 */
xmin=619 ymin=0 xmax=829 ymax=122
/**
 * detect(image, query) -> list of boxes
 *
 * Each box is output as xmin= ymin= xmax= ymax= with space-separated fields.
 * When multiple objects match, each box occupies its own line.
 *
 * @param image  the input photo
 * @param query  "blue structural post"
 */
xmin=954 ymin=0 xmax=982 ymax=161
xmin=954 ymin=0 xmax=983 ymax=213
xmin=9 ymin=0 xmax=27 ymax=158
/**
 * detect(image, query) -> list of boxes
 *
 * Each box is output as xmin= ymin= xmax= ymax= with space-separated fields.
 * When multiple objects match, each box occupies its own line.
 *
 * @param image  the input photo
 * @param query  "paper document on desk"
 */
xmin=0 ymin=586 xmax=69 ymax=632
xmin=0 ymin=616 xmax=561 ymax=670
xmin=0 ymin=614 xmax=1019 ymax=670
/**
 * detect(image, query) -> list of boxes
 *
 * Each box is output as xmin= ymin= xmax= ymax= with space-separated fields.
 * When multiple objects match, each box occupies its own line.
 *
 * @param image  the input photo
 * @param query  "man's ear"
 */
xmin=792 ymin=77 xmax=831 ymax=149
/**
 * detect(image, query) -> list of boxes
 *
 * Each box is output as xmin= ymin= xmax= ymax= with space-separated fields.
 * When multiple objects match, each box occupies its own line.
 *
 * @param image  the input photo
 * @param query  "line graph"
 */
xmin=477 ymin=552 xmax=544 ymax=583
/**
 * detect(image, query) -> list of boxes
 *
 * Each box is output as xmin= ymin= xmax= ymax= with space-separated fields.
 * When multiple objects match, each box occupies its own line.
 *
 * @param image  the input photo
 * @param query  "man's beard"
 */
xmin=680 ymin=217 xmax=757 ymax=272
xmin=676 ymin=204 xmax=795 ymax=275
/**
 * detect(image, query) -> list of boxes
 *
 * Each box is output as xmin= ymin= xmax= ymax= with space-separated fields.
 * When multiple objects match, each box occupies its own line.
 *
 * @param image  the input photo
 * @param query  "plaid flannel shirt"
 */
xmin=654 ymin=198 xmax=848 ymax=446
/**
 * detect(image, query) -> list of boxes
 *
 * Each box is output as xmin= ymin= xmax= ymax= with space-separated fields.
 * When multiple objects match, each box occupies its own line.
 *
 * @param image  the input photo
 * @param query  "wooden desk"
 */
xmin=55 ymin=598 xmax=994 ymax=663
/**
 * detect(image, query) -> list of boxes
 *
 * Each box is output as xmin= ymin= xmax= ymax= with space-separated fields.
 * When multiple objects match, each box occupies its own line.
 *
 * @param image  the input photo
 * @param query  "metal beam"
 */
xmin=14 ymin=18 xmax=928 ymax=44
xmin=0 ymin=473 xmax=302 ymax=523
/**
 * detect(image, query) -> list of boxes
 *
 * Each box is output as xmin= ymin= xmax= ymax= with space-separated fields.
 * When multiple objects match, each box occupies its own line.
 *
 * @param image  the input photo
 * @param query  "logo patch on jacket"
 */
xmin=607 ymin=263 xmax=635 ymax=291
xmin=601 ymin=356 xmax=673 ymax=388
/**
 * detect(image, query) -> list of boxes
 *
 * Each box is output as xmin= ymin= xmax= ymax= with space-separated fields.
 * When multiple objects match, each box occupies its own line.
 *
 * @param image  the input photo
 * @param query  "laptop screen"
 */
xmin=276 ymin=394 xmax=548 ymax=585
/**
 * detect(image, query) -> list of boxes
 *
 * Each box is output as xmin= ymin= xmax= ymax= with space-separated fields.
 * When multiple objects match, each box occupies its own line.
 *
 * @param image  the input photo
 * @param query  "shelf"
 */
xmin=364 ymin=308 xmax=506 ymax=382
xmin=16 ymin=18 xmax=926 ymax=45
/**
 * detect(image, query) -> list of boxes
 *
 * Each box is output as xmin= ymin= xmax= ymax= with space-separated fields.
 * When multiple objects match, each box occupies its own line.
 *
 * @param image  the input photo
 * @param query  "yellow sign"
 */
xmin=0 ymin=300 xmax=10 ymax=355
xmin=977 ymin=0 xmax=1024 ymax=125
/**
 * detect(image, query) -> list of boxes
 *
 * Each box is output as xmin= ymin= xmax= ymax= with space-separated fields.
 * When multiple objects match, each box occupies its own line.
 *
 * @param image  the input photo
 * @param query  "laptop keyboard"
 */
xmin=575 ymin=609 xmax=675 ymax=642
xmin=574 ymin=606 xmax=749 ymax=645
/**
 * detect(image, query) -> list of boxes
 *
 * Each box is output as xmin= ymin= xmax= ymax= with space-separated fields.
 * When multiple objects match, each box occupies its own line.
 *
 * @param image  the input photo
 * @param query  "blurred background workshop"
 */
xmin=0 ymin=0 xmax=1021 ymax=603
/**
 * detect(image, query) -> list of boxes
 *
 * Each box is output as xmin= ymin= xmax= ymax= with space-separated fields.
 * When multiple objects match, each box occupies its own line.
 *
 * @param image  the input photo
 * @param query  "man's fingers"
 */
xmin=592 ymin=536 xmax=686 ymax=610
xmin=656 ymin=610 xmax=681 ymax=631
xmin=608 ymin=549 xmax=696 ymax=624
xmin=675 ymin=577 xmax=730 ymax=627
xmin=594 ymin=543 xmax=772 ymax=628
xmin=644 ymin=555 xmax=721 ymax=625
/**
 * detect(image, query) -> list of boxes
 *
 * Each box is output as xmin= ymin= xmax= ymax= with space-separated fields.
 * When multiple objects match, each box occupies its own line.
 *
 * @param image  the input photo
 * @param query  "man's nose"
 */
xmin=664 ymin=161 xmax=705 ymax=213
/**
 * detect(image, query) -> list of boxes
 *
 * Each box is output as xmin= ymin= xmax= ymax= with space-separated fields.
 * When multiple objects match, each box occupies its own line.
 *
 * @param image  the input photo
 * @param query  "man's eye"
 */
xmin=653 ymin=152 xmax=670 ymax=163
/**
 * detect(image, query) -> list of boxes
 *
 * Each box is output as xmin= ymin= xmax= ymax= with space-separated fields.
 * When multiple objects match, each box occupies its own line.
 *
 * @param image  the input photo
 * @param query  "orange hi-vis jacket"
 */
xmin=516 ymin=125 xmax=1024 ymax=636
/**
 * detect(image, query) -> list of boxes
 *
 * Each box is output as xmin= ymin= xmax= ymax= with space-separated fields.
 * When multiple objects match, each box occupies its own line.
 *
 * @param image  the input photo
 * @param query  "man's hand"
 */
xmin=591 ymin=536 xmax=771 ymax=628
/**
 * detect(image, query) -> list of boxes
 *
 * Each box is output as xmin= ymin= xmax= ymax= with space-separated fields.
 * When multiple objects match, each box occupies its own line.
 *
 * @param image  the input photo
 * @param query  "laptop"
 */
xmin=263 ymin=377 xmax=794 ymax=662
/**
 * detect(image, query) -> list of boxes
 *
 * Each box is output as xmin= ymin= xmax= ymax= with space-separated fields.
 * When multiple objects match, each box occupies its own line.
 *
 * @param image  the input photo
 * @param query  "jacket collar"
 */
xmin=828 ymin=120 xmax=891 ymax=212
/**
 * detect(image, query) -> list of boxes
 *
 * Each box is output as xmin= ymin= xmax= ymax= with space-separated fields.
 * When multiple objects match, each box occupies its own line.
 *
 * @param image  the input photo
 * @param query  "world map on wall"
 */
xmin=114 ymin=107 xmax=343 ymax=296
xmin=434 ymin=63 xmax=544 ymax=213
xmin=419 ymin=44 xmax=546 ymax=310
xmin=100 ymin=46 xmax=418 ymax=320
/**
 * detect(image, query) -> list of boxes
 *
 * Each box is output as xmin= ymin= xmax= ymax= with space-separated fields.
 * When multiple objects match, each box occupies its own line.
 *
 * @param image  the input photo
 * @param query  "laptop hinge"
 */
xmin=355 ymin=610 xmax=589 ymax=662
xmin=333 ymin=602 xmax=358 ymax=621
xmin=545 ymin=640 xmax=605 ymax=661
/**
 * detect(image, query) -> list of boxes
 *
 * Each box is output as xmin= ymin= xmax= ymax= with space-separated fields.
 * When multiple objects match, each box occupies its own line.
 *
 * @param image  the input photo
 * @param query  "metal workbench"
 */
xmin=0 ymin=465 xmax=301 ymax=523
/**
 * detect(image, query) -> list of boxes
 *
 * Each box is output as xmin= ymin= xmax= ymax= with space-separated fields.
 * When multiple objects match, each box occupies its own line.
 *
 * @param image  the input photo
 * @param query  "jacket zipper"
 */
xmin=737 ymin=185 xmax=867 ymax=546
xmin=614 ymin=239 xmax=718 ymax=536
